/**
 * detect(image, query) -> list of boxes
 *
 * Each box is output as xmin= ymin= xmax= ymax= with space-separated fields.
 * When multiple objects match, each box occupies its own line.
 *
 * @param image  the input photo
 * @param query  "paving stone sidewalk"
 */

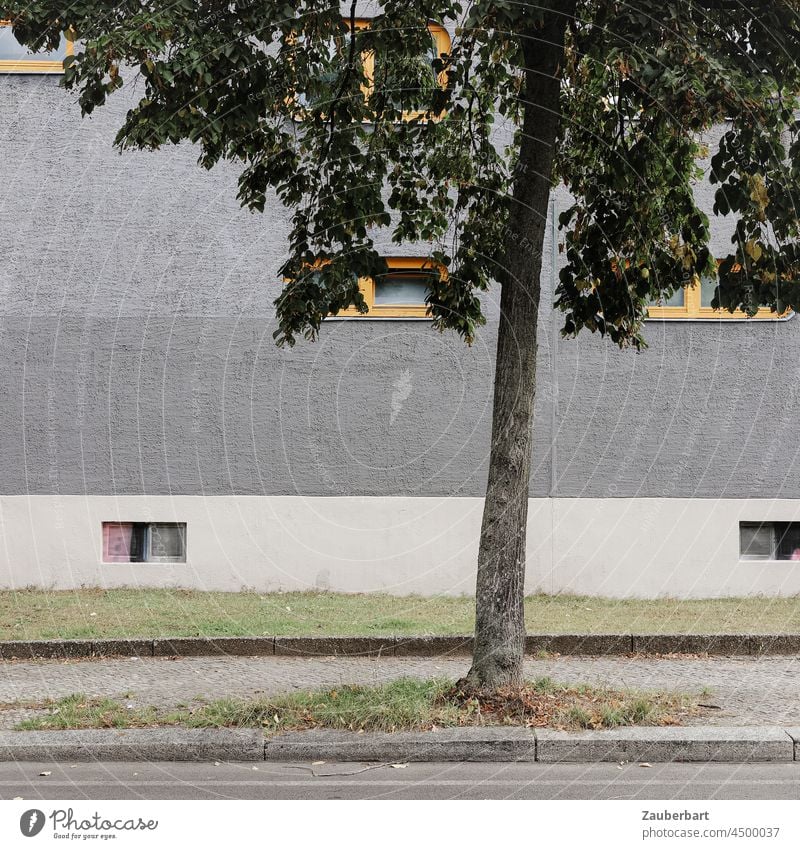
xmin=1 ymin=654 xmax=798 ymax=728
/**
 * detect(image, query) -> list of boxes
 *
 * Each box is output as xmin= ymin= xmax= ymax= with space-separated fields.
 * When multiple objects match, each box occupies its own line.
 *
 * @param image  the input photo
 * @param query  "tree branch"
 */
xmin=321 ymin=0 xmax=359 ymax=159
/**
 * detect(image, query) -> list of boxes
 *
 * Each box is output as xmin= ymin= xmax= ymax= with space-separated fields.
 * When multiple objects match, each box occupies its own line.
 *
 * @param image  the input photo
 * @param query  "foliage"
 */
xmin=2 ymin=1 xmax=798 ymax=349
xmin=558 ymin=1 xmax=800 ymax=344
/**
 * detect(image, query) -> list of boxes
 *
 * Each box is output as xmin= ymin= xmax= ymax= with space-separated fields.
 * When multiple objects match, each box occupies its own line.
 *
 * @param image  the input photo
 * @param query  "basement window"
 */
xmin=102 ymin=522 xmax=186 ymax=563
xmin=739 ymin=522 xmax=800 ymax=561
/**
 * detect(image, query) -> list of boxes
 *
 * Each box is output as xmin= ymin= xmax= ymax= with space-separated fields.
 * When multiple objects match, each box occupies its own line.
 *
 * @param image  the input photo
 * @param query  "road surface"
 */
xmin=0 ymin=761 xmax=798 ymax=800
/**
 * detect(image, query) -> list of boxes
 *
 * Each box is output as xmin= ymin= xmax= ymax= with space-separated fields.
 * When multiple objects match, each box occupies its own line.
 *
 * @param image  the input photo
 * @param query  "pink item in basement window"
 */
xmin=103 ymin=523 xmax=134 ymax=562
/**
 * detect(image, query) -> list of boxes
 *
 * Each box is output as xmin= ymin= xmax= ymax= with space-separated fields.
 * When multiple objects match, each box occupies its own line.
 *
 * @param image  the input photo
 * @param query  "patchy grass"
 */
xmin=2 ymin=589 xmax=800 ymax=641
xmin=11 ymin=693 xmax=162 ymax=730
xmin=12 ymin=678 xmax=697 ymax=733
xmin=446 ymin=678 xmax=691 ymax=730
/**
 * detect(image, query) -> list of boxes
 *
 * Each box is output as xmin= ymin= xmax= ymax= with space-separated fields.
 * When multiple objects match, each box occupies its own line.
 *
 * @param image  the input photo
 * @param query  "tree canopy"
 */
xmin=4 ymin=1 xmax=798 ymax=349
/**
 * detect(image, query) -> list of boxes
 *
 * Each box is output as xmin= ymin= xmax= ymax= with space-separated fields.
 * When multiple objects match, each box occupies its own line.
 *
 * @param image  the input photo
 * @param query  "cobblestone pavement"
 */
xmin=1 ymin=654 xmax=799 ymax=728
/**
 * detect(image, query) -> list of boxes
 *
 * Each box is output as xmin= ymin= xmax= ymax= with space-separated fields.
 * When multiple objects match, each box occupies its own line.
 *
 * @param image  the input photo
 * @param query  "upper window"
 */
xmin=0 ymin=21 xmax=72 ymax=73
xmin=367 ymin=22 xmax=450 ymax=119
xmin=338 ymin=257 xmax=437 ymax=318
xmin=294 ymin=20 xmax=449 ymax=120
xmin=647 ymin=271 xmax=778 ymax=320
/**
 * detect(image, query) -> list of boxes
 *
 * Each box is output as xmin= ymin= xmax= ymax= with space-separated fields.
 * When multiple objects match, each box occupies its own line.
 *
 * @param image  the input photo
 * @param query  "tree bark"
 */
xmin=465 ymin=5 xmax=575 ymax=690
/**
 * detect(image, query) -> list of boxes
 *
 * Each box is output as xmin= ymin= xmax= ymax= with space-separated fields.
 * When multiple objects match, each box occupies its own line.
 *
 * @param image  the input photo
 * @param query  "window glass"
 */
xmin=102 ymin=523 xmax=145 ymax=563
xmin=700 ymin=275 xmax=718 ymax=308
xmin=103 ymin=523 xmax=133 ymax=564
xmin=148 ymin=523 xmax=186 ymax=562
xmin=372 ymin=28 xmax=440 ymax=99
xmin=294 ymin=34 xmax=347 ymax=110
xmin=740 ymin=523 xmax=773 ymax=560
xmin=373 ymin=272 xmax=430 ymax=305
xmin=775 ymin=523 xmax=800 ymax=561
xmin=650 ymin=289 xmax=685 ymax=308
xmin=0 ymin=24 xmax=67 ymax=61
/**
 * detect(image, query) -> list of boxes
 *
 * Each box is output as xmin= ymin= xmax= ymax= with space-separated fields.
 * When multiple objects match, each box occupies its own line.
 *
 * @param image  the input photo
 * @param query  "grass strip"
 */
xmin=11 ymin=678 xmax=698 ymax=733
xmin=2 ymin=589 xmax=800 ymax=641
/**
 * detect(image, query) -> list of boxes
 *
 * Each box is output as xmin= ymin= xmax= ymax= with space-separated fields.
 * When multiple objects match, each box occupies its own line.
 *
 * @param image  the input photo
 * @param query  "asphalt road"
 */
xmin=0 ymin=761 xmax=797 ymax=800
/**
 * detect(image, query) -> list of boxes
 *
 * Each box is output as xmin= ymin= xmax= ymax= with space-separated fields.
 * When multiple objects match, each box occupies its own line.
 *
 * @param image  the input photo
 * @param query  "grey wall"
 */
xmin=1 ymin=76 xmax=798 ymax=499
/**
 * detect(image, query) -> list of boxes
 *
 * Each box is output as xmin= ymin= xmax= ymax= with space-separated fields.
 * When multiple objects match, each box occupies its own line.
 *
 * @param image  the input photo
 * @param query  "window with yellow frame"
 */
xmin=647 ymin=270 xmax=779 ymax=320
xmin=0 ymin=20 xmax=72 ymax=73
xmin=337 ymin=257 xmax=439 ymax=319
xmin=363 ymin=21 xmax=450 ymax=120
xmin=294 ymin=20 xmax=450 ymax=120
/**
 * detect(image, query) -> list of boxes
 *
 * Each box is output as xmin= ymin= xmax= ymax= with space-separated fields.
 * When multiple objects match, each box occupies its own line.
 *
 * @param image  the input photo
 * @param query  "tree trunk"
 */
xmin=465 ymin=6 xmax=574 ymax=690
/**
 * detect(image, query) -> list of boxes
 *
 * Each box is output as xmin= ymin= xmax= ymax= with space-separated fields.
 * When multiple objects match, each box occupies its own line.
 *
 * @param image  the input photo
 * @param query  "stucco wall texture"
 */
xmin=1 ymin=76 xmax=799 ymax=501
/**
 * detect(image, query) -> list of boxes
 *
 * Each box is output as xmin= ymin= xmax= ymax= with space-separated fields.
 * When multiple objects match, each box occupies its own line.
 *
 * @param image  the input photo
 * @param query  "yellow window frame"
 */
xmin=0 ymin=20 xmax=73 ymax=73
xmin=359 ymin=21 xmax=450 ymax=120
xmin=292 ymin=20 xmax=450 ymax=120
xmin=339 ymin=256 xmax=440 ymax=319
xmin=647 ymin=264 xmax=779 ymax=320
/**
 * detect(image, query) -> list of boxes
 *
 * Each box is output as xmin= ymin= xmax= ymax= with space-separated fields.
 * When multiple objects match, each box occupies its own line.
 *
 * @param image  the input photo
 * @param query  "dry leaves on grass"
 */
xmin=441 ymin=679 xmax=696 ymax=731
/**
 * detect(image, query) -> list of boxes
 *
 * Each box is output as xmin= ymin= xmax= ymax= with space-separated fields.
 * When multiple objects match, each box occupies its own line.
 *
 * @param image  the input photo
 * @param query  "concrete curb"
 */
xmin=264 ymin=727 xmax=537 ymax=762
xmin=2 ymin=634 xmax=800 ymax=659
xmin=264 ymin=727 xmax=797 ymax=763
xmin=535 ymin=727 xmax=794 ymax=763
xmin=0 ymin=729 xmax=264 ymax=762
xmin=0 ymin=726 xmax=795 ymax=763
